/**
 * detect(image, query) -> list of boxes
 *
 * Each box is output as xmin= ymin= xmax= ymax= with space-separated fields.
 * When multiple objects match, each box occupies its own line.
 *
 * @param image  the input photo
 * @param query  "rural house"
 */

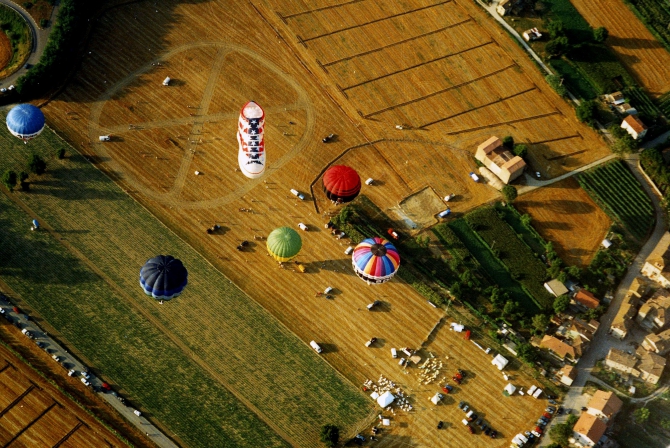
xmin=544 ymin=279 xmax=568 ymax=297
xmin=635 ymin=289 xmax=670 ymax=331
xmin=587 ymin=390 xmax=623 ymax=423
xmin=605 ymin=91 xmax=626 ymax=105
xmin=641 ymin=328 xmax=670 ymax=356
xmin=615 ymin=103 xmax=637 ymax=115
xmin=522 ymin=28 xmax=542 ymax=41
xmin=573 ymin=289 xmax=600 ymax=310
xmin=474 ymin=136 xmax=526 ymax=184
xmin=604 ymin=348 xmax=639 ymax=377
xmin=621 ymin=115 xmax=648 ymax=140
xmin=573 ymin=413 xmax=608 ymax=447
xmin=641 ymin=234 xmax=670 ymax=287
xmin=557 ymin=364 xmax=576 ymax=386
xmin=540 ymin=335 xmax=580 ymax=362
xmin=610 ymin=278 xmax=645 ymax=340
xmin=636 ymin=346 xmax=666 ymax=384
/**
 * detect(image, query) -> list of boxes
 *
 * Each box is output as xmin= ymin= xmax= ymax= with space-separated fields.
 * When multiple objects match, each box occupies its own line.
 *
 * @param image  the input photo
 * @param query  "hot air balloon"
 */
xmin=352 ymin=237 xmax=400 ymax=284
xmin=6 ymin=104 xmax=45 ymax=142
xmin=267 ymin=227 xmax=302 ymax=262
xmin=323 ymin=165 xmax=361 ymax=203
xmin=139 ymin=255 xmax=188 ymax=301
xmin=237 ymin=101 xmax=265 ymax=179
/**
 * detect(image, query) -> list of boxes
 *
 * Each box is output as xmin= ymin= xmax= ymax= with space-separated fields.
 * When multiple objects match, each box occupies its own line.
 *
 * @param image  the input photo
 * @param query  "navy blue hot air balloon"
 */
xmin=6 ymin=104 xmax=45 ymax=142
xmin=139 ymin=255 xmax=188 ymax=301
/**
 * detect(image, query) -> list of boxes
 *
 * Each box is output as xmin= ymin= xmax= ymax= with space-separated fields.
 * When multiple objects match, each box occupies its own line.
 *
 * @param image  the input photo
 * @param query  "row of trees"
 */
xmin=544 ymin=20 xmax=608 ymax=58
xmin=1 ymin=154 xmax=48 ymax=191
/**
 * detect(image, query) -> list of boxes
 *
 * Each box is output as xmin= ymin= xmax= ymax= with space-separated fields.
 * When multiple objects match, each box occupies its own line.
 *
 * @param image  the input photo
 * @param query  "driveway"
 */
xmin=0 ymin=0 xmax=60 ymax=87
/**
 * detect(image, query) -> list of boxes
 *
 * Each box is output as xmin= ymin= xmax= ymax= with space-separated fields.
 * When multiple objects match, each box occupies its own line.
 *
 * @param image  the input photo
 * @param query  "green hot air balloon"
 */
xmin=267 ymin=227 xmax=302 ymax=262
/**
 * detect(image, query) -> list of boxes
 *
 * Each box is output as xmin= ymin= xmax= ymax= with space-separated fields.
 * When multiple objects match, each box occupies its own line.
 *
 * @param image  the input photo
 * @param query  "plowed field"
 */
xmin=569 ymin=0 xmax=670 ymax=97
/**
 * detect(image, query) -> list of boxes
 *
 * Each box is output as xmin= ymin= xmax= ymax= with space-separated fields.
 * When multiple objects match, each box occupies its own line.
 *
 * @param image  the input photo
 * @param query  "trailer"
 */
xmin=444 ymin=193 xmax=455 ymax=202
xmin=162 ymin=77 xmax=171 ymax=86
xmin=290 ymin=189 xmax=305 ymax=200
xmin=99 ymin=135 xmax=111 ymax=142
xmin=469 ymin=172 xmax=480 ymax=182
xmin=464 ymin=329 xmax=471 ymax=340
xmin=532 ymin=388 xmax=543 ymax=399
xmin=438 ymin=209 xmax=451 ymax=218
xmin=430 ymin=393 xmax=444 ymax=405
xmin=365 ymin=178 xmax=374 ymax=185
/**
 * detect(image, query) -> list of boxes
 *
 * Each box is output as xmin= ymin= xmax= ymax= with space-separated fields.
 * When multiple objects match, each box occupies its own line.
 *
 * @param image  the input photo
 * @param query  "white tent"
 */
xmin=370 ymin=392 xmax=380 ymax=400
xmin=492 ymin=354 xmax=509 ymax=370
xmin=377 ymin=391 xmax=395 ymax=408
xmin=450 ymin=322 xmax=465 ymax=332
xmin=504 ymin=383 xmax=516 ymax=396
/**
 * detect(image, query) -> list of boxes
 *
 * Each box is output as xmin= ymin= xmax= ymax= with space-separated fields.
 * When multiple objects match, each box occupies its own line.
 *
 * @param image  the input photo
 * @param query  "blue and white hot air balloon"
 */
xmin=139 ymin=255 xmax=188 ymax=301
xmin=6 ymin=104 xmax=45 ymax=142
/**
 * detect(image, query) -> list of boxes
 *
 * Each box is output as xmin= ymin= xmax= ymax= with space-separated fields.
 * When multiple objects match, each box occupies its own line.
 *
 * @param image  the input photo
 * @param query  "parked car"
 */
xmin=441 ymin=384 xmax=453 ymax=394
xmin=543 ymin=412 xmax=553 ymax=419
xmin=475 ymin=418 xmax=483 ymax=426
xmin=452 ymin=376 xmax=462 ymax=384
xmin=535 ymin=426 xmax=543 ymax=434
xmin=81 ymin=369 xmax=91 ymax=379
xmin=467 ymin=425 xmax=474 ymax=434
xmin=462 ymin=404 xmax=469 ymax=413
xmin=437 ymin=421 xmax=444 ymax=430
xmin=557 ymin=406 xmax=564 ymax=415
xmin=490 ymin=430 xmax=497 ymax=439
xmin=581 ymin=406 xmax=588 ymax=411
xmin=548 ymin=399 xmax=558 ymax=405
xmin=101 ymin=382 xmax=112 ymax=392
xmin=322 ymin=134 xmax=335 ymax=143
xmin=81 ymin=378 xmax=91 ymax=387
xmin=367 ymin=300 xmax=381 ymax=310
xmin=458 ymin=401 xmax=465 ymax=410
xmin=546 ymin=406 xmax=556 ymax=413
xmin=484 ymin=427 xmax=491 ymax=436
xmin=52 ymin=355 xmax=61 ymax=362
xmin=67 ymin=369 xmax=76 ymax=377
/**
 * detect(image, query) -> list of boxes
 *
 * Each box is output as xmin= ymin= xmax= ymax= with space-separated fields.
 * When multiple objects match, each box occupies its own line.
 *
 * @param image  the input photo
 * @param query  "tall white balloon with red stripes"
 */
xmin=237 ymin=101 xmax=266 ymax=179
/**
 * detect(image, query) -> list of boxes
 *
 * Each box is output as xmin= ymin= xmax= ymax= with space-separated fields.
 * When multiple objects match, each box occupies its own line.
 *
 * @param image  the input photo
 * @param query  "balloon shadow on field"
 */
xmin=309 ymin=259 xmax=355 ymax=276
xmin=318 ymin=343 xmax=338 ymax=354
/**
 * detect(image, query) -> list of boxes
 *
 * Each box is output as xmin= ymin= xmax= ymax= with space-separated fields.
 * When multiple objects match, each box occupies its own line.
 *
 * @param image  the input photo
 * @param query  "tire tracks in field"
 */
xmin=0 ymin=188 xmax=298 ymax=448
xmin=88 ymin=41 xmax=315 ymax=210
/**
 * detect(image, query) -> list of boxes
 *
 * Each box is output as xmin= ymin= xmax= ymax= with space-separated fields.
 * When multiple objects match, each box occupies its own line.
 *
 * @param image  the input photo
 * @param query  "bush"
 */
xmin=502 ymin=135 xmax=514 ymax=149
xmin=39 ymin=18 xmax=48 ymax=28
xmin=576 ymin=100 xmax=598 ymax=125
xmin=2 ymin=170 xmax=17 ymax=190
xmin=513 ymin=144 xmax=527 ymax=158
xmin=502 ymin=185 xmax=518 ymax=203
xmin=320 ymin=424 xmax=339 ymax=447
xmin=546 ymin=36 xmax=570 ymax=56
xmin=553 ymin=294 xmax=570 ymax=314
xmin=593 ymin=26 xmax=608 ymax=42
xmin=56 ymin=147 xmax=66 ymax=159
xmin=28 ymin=154 xmax=46 ymax=174
xmin=545 ymin=74 xmax=568 ymax=98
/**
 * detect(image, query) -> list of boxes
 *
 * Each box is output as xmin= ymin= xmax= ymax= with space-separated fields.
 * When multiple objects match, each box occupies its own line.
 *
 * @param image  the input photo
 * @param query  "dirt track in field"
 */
xmin=42 ymin=0 xmax=596 ymax=446
xmin=516 ymin=177 xmax=612 ymax=267
xmin=569 ymin=0 xmax=670 ymax=97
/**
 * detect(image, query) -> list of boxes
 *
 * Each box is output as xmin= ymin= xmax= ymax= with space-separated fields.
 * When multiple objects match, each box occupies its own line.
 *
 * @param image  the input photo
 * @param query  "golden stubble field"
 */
xmin=40 ymin=0 xmax=586 ymax=445
xmin=0 ymin=343 xmax=124 ymax=447
xmin=569 ymin=0 xmax=670 ymax=98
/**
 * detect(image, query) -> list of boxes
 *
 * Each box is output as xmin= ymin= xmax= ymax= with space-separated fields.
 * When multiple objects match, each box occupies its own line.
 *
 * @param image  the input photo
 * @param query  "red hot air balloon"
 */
xmin=322 ymin=165 xmax=361 ymax=204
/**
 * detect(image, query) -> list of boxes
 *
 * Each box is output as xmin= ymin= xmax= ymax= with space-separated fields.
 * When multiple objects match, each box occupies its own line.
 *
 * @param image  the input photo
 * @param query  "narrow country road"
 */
xmin=0 ymin=0 xmax=59 ymax=87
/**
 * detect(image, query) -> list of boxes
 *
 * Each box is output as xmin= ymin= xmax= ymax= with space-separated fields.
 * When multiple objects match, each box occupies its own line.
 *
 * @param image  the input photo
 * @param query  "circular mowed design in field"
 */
xmin=88 ymin=42 xmax=314 ymax=208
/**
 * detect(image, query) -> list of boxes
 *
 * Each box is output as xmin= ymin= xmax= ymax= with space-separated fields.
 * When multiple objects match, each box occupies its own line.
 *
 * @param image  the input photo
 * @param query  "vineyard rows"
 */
xmin=626 ymin=0 xmax=670 ymax=52
xmin=659 ymin=91 xmax=670 ymax=117
xmin=578 ymin=160 xmax=654 ymax=240
xmin=624 ymin=86 xmax=661 ymax=118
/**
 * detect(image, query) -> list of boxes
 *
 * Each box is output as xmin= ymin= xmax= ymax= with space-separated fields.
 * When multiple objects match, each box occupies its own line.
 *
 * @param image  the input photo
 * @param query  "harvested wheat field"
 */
xmin=269 ymin=0 xmax=609 ymax=177
xmin=0 ymin=343 xmax=124 ymax=447
xmin=516 ymin=178 xmax=612 ymax=267
xmin=569 ymin=0 xmax=670 ymax=97
xmin=37 ymin=0 xmax=583 ymax=446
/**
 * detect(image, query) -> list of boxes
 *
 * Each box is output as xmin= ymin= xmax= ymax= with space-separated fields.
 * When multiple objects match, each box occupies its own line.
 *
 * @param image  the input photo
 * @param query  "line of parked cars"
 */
xmin=457 ymin=401 xmax=496 ymax=438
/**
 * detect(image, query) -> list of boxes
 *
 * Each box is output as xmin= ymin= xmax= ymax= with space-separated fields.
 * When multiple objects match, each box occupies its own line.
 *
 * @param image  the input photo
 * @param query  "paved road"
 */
xmin=0 ymin=0 xmax=60 ymax=87
xmin=0 ymin=294 xmax=178 ymax=448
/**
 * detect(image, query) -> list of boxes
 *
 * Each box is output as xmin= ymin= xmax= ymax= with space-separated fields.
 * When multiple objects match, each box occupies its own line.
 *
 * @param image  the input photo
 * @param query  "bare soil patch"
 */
xmin=0 ymin=31 xmax=11 ymax=71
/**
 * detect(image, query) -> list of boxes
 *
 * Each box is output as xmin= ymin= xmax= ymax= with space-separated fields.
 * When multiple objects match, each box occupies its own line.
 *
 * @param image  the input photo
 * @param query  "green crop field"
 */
xmin=578 ymin=160 xmax=655 ymax=241
xmin=448 ymin=219 xmax=540 ymax=313
xmin=0 ymin=124 xmax=370 ymax=447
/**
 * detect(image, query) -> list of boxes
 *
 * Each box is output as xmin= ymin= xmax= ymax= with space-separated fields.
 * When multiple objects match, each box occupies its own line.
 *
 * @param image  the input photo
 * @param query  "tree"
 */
xmin=546 ymin=36 xmax=570 ymax=56
xmin=502 ymin=135 xmax=514 ymax=148
xmin=513 ymin=144 xmax=527 ymax=158
xmin=320 ymin=424 xmax=339 ymax=447
xmin=553 ymin=294 xmax=570 ymax=314
xmin=660 ymin=418 xmax=670 ymax=430
xmin=18 ymin=171 xmax=29 ymax=191
xmin=547 ymin=444 xmax=563 ymax=448
xmin=2 ymin=170 xmax=17 ymax=191
xmin=532 ymin=314 xmax=549 ymax=333
xmin=547 ymin=20 xmax=565 ymax=39
xmin=28 ymin=154 xmax=46 ymax=175
xmin=576 ymin=100 xmax=598 ymax=126
xmin=503 ymin=300 xmax=519 ymax=318
xmin=611 ymin=133 xmax=638 ymax=154
xmin=566 ymin=265 xmax=581 ymax=280
xmin=546 ymin=74 xmax=568 ymax=98
xmin=520 ymin=213 xmax=531 ymax=226
xmin=609 ymin=124 xmax=628 ymax=139
xmin=502 ymin=185 xmax=518 ymax=203
xmin=557 ymin=271 xmax=568 ymax=283
xmin=517 ymin=343 xmax=538 ymax=364
xmin=549 ymin=422 xmax=572 ymax=446
xmin=593 ymin=26 xmax=609 ymax=42
xmin=634 ymin=407 xmax=650 ymax=424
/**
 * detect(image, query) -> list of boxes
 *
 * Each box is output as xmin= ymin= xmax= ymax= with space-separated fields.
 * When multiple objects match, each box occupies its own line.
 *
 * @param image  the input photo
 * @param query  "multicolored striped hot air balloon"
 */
xmin=267 ymin=227 xmax=302 ymax=262
xmin=352 ymin=237 xmax=400 ymax=284
xmin=323 ymin=165 xmax=361 ymax=204
xmin=139 ymin=255 xmax=188 ymax=301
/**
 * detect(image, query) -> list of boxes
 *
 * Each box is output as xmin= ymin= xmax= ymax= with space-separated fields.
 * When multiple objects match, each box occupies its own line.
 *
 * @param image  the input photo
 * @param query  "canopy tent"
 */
xmin=450 ymin=323 xmax=465 ymax=332
xmin=377 ymin=391 xmax=395 ymax=408
xmin=504 ymin=383 xmax=516 ymax=396
xmin=492 ymin=354 xmax=509 ymax=370
xmin=369 ymin=392 xmax=380 ymax=400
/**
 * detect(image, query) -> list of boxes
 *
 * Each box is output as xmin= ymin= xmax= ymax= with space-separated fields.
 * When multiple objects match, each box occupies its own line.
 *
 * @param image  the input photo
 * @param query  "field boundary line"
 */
xmin=0 ymin=384 xmax=35 ymax=418
xmin=0 ymin=185 xmax=296 ymax=447
xmin=2 ymin=401 xmax=58 ymax=447
xmin=341 ymin=40 xmax=493 ymax=91
xmin=52 ymin=421 xmax=84 ymax=448
xmin=419 ymin=86 xmax=536 ymax=128
xmin=299 ymin=0 xmax=451 ymax=44
xmin=276 ymin=0 xmax=363 ymax=22
xmin=363 ymin=63 xmax=516 ymax=118
xmin=320 ymin=18 xmax=472 ymax=67
xmin=529 ymin=133 xmax=582 ymax=145
xmin=445 ymin=110 xmax=560 ymax=135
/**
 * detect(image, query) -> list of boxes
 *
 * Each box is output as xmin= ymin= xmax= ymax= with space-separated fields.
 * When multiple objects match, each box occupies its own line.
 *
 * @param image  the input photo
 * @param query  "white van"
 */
xmin=365 ymin=178 xmax=374 ymax=185
xmin=391 ymin=348 xmax=398 ymax=358
xmin=162 ymin=77 xmax=171 ymax=86
xmin=298 ymin=223 xmax=308 ymax=231
xmin=466 ymin=410 xmax=474 ymax=418
xmin=290 ymin=189 xmax=305 ymax=200
xmin=438 ymin=209 xmax=451 ymax=218
xmin=344 ymin=246 xmax=353 ymax=255
xmin=310 ymin=340 xmax=322 ymax=353
xmin=99 ymin=135 xmax=111 ymax=142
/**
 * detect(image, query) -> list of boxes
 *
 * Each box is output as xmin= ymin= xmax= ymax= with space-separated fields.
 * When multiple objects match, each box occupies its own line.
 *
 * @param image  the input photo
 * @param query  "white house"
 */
xmin=621 ymin=115 xmax=648 ymax=140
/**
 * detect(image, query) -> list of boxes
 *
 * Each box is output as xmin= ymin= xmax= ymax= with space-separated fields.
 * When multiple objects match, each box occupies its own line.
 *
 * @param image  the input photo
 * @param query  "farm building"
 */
xmin=573 ymin=413 xmax=608 ymax=447
xmin=641 ymin=234 xmax=670 ymax=287
xmin=544 ymin=279 xmax=568 ymax=297
xmin=586 ymin=390 xmax=623 ymax=423
xmin=605 ymin=92 xmax=626 ymax=105
xmin=641 ymin=328 xmax=670 ymax=356
xmin=573 ymin=290 xmax=600 ymax=309
xmin=540 ymin=335 xmax=580 ymax=362
xmin=474 ymin=136 xmax=526 ymax=184
xmin=636 ymin=289 xmax=670 ymax=331
xmin=621 ymin=115 xmax=648 ymax=140
xmin=635 ymin=346 xmax=666 ymax=384
xmin=522 ymin=28 xmax=542 ymax=41
xmin=557 ymin=365 xmax=576 ymax=386
xmin=615 ymin=103 xmax=637 ymax=115
xmin=492 ymin=354 xmax=509 ymax=370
